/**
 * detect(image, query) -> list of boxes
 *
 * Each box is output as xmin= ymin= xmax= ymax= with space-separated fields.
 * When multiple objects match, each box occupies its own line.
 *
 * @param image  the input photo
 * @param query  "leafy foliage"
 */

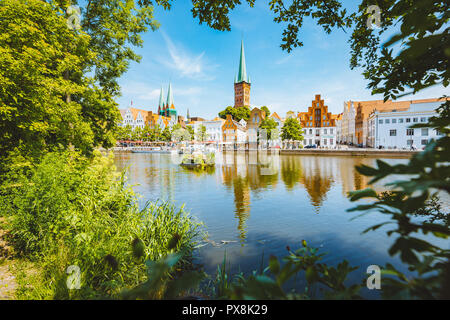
xmin=259 ymin=118 xmax=279 ymax=141
xmin=0 ymin=150 xmax=202 ymax=299
xmin=281 ymin=118 xmax=304 ymax=141
xmin=261 ymin=106 xmax=270 ymax=117
xmin=0 ymin=0 xmax=160 ymax=169
xmin=349 ymin=0 xmax=449 ymax=100
xmin=218 ymin=106 xmax=251 ymax=122
xmin=348 ymin=101 xmax=450 ymax=299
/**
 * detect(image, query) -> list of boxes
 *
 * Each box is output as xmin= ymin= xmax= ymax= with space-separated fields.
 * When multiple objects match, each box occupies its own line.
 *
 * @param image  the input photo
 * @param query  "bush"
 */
xmin=0 ymin=150 xmax=202 ymax=299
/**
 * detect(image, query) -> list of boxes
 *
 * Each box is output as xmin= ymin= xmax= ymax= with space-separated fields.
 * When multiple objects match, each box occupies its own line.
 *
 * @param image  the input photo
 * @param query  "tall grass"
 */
xmin=0 ymin=150 xmax=202 ymax=299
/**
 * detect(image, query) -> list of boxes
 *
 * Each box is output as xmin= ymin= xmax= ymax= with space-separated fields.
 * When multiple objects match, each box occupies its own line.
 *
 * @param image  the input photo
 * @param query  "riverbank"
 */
xmin=280 ymin=149 xmax=417 ymax=157
xmin=109 ymin=146 xmax=417 ymax=157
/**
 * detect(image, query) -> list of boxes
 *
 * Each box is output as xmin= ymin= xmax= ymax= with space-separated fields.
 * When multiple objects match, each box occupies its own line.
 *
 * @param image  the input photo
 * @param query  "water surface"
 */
xmin=114 ymin=152 xmax=442 ymax=298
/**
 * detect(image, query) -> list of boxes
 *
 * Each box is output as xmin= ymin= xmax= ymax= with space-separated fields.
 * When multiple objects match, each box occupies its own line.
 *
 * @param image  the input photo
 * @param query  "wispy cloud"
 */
xmin=159 ymin=31 xmax=218 ymax=81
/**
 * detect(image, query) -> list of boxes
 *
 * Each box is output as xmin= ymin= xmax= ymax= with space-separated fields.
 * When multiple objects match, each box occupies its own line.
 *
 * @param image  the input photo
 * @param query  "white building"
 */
xmin=203 ymin=118 xmax=226 ymax=143
xmin=302 ymin=126 xmax=337 ymax=148
xmin=367 ymin=100 xmax=443 ymax=149
xmin=119 ymin=108 xmax=148 ymax=129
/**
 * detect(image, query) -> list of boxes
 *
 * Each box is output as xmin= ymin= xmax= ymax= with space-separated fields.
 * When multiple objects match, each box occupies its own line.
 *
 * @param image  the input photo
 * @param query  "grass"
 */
xmin=0 ymin=150 xmax=203 ymax=299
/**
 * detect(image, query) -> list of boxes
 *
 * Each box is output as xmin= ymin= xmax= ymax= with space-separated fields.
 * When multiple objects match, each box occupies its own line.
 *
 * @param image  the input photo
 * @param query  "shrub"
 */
xmin=0 ymin=150 xmax=202 ymax=299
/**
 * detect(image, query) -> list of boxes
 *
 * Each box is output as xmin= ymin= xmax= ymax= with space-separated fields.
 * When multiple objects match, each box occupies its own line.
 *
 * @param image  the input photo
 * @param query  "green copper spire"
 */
xmin=158 ymin=86 xmax=164 ymax=115
xmin=166 ymin=82 xmax=174 ymax=109
xmin=235 ymin=39 xmax=250 ymax=84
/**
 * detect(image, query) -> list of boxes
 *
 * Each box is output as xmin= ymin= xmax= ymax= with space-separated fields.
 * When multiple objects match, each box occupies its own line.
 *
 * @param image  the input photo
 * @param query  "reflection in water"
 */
xmin=114 ymin=152 xmax=424 ymax=298
xmin=115 ymin=152 xmax=392 ymax=245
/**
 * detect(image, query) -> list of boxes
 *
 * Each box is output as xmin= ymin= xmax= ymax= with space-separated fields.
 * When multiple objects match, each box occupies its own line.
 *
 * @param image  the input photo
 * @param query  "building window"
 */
xmin=385 ymin=119 xmax=390 ymax=124
xmin=330 ymin=139 xmax=333 ymax=145
xmin=324 ymin=139 xmax=327 ymax=145
xmin=420 ymin=117 xmax=427 ymax=122
xmin=379 ymin=119 xmax=383 ymax=124
xmin=407 ymin=140 xmax=413 ymax=146
xmin=324 ymin=129 xmax=327 ymax=134
xmin=421 ymin=139 xmax=428 ymax=145
xmin=309 ymin=129 xmax=312 ymax=135
xmin=407 ymin=129 xmax=414 ymax=136
xmin=406 ymin=118 xmax=411 ymax=123
xmin=323 ymin=115 xmax=326 ymax=120
xmin=390 ymin=130 xmax=397 ymax=136
xmin=421 ymin=128 xmax=428 ymax=136
xmin=399 ymin=118 xmax=403 ymax=123
xmin=330 ymin=129 xmax=333 ymax=134
xmin=436 ymin=129 xmax=442 ymax=136
xmin=392 ymin=119 xmax=397 ymax=124
xmin=413 ymin=118 xmax=418 ymax=123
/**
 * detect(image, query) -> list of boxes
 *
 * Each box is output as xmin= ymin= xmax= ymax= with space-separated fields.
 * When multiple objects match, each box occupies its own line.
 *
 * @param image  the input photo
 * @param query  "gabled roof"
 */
xmin=270 ymin=112 xmax=282 ymax=121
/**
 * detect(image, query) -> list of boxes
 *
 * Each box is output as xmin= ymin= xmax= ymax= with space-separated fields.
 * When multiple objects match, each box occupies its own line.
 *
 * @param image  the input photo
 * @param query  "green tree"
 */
xmin=132 ymin=126 xmax=143 ymax=141
xmin=186 ymin=125 xmax=195 ymax=138
xmin=142 ymin=124 xmax=152 ymax=142
xmin=261 ymin=106 xmax=270 ymax=117
xmin=0 ymin=0 xmax=160 ymax=170
xmin=218 ymin=106 xmax=250 ymax=122
xmin=161 ymin=126 xmax=172 ymax=142
xmin=259 ymin=118 xmax=278 ymax=141
xmin=234 ymin=106 xmax=251 ymax=122
xmin=196 ymin=125 xmax=207 ymax=142
xmin=281 ymin=118 xmax=304 ymax=141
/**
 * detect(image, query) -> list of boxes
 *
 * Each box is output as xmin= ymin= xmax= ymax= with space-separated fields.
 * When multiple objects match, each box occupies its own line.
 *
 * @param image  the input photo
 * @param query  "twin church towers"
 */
xmin=234 ymin=40 xmax=251 ymax=108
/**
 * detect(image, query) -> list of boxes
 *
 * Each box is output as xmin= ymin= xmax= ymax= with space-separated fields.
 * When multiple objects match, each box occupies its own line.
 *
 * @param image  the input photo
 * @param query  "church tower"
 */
xmin=165 ymin=82 xmax=177 ymax=119
xmin=234 ymin=39 xmax=251 ymax=108
xmin=158 ymin=86 xmax=165 ymax=116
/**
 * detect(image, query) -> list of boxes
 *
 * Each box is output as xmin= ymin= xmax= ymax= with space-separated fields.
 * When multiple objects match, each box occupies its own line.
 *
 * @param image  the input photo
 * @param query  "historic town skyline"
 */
xmin=116 ymin=1 xmax=448 ymax=119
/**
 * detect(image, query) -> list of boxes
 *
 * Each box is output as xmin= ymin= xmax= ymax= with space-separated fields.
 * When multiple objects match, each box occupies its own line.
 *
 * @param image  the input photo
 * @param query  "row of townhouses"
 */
xmin=336 ymin=97 xmax=446 ymax=149
xmin=118 ymin=39 xmax=446 ymax=150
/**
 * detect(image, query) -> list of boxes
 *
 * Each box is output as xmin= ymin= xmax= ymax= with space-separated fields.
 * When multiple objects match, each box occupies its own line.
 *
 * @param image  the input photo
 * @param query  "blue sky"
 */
xmin=117 ymin=1 xmax=448 ymax=119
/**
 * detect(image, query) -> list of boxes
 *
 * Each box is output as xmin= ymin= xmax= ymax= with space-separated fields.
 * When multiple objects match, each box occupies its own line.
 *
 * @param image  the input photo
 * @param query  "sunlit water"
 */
xmin=114 ymin=152 xmax=447 ymax=299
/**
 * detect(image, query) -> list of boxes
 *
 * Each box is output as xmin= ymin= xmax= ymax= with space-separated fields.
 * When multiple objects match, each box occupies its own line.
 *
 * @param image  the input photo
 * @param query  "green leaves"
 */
xmin=347 ymin=100 xmax=450 ymax=299
xmin=348 ymin=188 xmax=378 ymax=201
xmin=281 ymin=117 xmax=304 ymax=141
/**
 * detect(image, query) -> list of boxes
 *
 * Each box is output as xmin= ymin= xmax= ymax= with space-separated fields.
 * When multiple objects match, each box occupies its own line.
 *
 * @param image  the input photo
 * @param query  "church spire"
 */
xmin=158 ymin=86 xmax=164 ymax=115
xmin=166 ymin=82 xmax=174 ymax=109
xmin=235 ymin=39 xmax=249 ymax=84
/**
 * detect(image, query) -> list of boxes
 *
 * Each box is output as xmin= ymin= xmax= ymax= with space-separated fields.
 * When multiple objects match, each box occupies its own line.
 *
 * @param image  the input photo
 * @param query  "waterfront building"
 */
xmin=354 ymin=99 xmax=410 ymax=146
xmin=270 ymin=112 xmax=284 ymax=128
xmin=340 ymin=101 xmax=356 ymax=144
xmin=222 ymin=114 xmax=247 ymax=143
xmin=119 ymin=83 xmax=179 ymax=131
xmin=367 ymin=99 xmax=445 ymax=149
xmin=119 ymin=107 xmax=152 ymax=129
xmin=203 ymin=118 xmax=226 ymax=143
xmin=334 ymin=113 xmax=343 ymax=143
xmin=246 ymin=107 xmax=266 ymax=145
xmin=234 ymin=40 xmax=251 ymax=107
xmin=298 ymin=94 xmax=338 ymax=147
xmin=189 ymin=117 xmax=206 ymax=122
